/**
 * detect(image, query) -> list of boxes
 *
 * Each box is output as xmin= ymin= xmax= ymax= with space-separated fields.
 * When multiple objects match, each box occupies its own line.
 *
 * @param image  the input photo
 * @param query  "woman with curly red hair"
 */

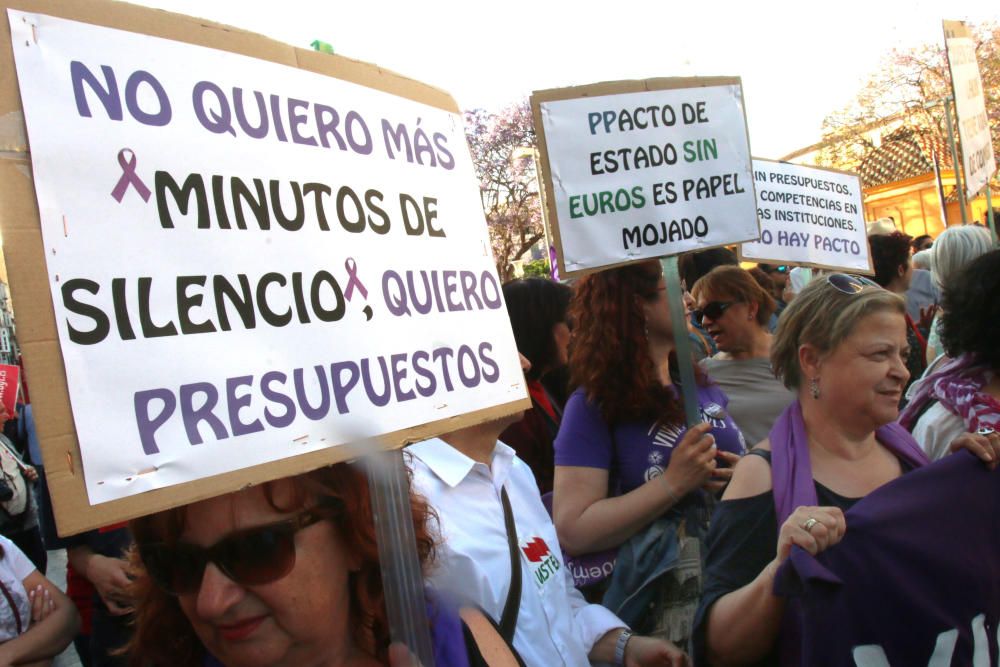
xmin=552 ymin=260 xmax=745 ymax=646
xmin=127 ymin=462 xmax=516 ymax=667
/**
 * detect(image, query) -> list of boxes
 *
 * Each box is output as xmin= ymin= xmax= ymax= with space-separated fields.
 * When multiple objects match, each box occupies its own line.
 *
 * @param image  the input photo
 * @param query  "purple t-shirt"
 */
xmin=554 ymin=384 xmax=746 ymax=494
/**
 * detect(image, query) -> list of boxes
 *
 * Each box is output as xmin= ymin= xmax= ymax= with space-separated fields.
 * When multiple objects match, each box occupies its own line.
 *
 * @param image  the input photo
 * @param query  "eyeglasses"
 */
xmin=139 ymin=509 xmax=324 ymax=595
xmin=826 ymin=273 xmax=881 ymax=295
xmin=692 ymin=301 xmax=737 ymax=326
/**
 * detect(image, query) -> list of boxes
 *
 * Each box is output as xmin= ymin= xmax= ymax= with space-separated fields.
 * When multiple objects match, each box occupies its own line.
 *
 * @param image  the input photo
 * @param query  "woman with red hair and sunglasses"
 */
xmin=551 ymin=260 xmax=745 ymax=646
xmin=127 ymin=463 xmax=518 ymax=667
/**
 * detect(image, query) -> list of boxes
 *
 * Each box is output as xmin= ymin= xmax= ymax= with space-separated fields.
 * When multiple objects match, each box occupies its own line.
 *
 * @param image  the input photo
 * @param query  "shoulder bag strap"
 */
xmin=0 ymin=577 xmax=23 ymax=635
xmin=745 ymin=448 xmax=772 ymax=465
xmin=459 ymin=605 xmax=527 ymax=667
xmin=498 ymin=486 xmax=521 ymax=643
xmin=0 ymin=435 xmax=28 ymax=473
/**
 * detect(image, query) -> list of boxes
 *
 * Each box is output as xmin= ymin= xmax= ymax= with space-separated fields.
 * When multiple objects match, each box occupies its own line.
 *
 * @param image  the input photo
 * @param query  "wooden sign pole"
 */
xmin=660 ymin=256 xmax=701 ymax=427
xmin=367 ymin=450 xmax=434 ymax=664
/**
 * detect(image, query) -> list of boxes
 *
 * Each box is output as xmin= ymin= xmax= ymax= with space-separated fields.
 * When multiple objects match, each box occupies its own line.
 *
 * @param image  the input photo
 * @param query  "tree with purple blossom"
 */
xmin=818 ymin=21 xmax=999 ymax=172
xmin=464 ymin=100 xmax=544 ymax=283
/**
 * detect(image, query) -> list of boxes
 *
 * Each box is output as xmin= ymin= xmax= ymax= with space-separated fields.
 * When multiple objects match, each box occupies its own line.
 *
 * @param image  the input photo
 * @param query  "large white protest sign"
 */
xmin=740 ymin=159 xmax=871 ymax=273
xmin=8 ymin=10 xmax=526 ymax=507
xmin=532 ymin=79 xmax=759 ymax=276
xmin=944 ymin=21 xmax=997 ymax=200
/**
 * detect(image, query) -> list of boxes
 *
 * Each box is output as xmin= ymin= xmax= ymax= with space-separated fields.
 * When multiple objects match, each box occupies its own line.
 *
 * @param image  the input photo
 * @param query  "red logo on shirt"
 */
xmin=521 ymin=537 xmax=551 ymax=562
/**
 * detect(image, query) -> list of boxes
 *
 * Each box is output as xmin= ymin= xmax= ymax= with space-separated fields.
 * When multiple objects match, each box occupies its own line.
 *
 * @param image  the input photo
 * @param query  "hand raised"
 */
xmin=662 ymin=422 xmax=717 ymax=498
xmin=774 ymin=505 xmax=846 ymax=565
xmin=949 ymin=429 xmax=1000 ymax=471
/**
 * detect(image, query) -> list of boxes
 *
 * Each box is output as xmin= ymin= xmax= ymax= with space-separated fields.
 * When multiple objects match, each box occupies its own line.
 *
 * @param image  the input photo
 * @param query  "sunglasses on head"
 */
xmin=692 ymin=300 xmax=737 ymax=326
xmin=139 ymin=508 xmax=324 ymax=595
xmin=826 ymin=273 xmax=881 ymax=295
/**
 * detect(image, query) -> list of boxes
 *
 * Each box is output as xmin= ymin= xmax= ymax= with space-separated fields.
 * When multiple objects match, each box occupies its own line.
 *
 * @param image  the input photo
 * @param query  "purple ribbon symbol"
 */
xmin=110 ymin=149 xmax=151 ymax=203
xmin=344 ymin=258 xmax=368 ymax=301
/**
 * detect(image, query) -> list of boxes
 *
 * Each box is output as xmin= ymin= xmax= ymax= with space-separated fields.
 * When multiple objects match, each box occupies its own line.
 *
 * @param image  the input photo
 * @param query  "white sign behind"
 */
xmin=9 ymin=11 xmax=525 ymax=504
xmin=535 ymin=82 xmax=758 ymax=275
xmin=740 ymin=159 xmax=871 ymax=273
xmin=944 ymin=20 xmax=997 ymax=199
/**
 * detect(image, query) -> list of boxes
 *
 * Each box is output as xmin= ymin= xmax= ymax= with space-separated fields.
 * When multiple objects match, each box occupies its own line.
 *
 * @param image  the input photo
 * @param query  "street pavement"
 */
xmin=47 ymin=549 xmax=84 ymax=667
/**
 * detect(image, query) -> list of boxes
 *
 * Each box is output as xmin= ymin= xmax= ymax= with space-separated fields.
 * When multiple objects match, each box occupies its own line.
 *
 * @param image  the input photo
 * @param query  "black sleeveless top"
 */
xmin=690 ymin=448 xmax=913 ymax=667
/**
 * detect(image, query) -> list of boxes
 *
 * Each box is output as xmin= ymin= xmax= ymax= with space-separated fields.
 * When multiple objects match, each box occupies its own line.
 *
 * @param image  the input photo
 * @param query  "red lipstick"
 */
xmin=217 ymin=616 xmax=265 ymax=641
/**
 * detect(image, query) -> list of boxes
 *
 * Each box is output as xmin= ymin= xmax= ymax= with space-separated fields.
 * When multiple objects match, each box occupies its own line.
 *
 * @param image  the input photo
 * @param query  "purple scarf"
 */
xmin=898 ymin=353 xmax=1000 ymax=434
xmin=769 ymin=400 xmax=929 ymax=526
xmin=769 ymin=400 xmax=928 ymax=664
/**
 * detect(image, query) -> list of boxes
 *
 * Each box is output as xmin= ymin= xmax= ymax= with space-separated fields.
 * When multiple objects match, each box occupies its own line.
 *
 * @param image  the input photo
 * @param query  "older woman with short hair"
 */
xmin=691 ymin=273 xmax=997 ymax=667
xmin=923 ymin=225 xmax=994 ymax=365
xmin=692 ymin=266 xmax=795 ymax=445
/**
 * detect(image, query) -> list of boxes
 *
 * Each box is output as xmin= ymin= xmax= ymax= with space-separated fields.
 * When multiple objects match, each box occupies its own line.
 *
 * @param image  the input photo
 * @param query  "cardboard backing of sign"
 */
xmin=943 ymin=20 xmax=997 ymax=200
xmin=0 ymin=0 xmax=529 ymax=535
xmin=737 ymin=157 xmax=875 ymax=276
xmin=530 ymin=77 xmax=755 ymax=278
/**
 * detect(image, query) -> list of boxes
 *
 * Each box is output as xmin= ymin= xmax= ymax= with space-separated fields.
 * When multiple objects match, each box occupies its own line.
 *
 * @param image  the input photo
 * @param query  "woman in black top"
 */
xmin=691 ymin=275 xmax=998 ymax=666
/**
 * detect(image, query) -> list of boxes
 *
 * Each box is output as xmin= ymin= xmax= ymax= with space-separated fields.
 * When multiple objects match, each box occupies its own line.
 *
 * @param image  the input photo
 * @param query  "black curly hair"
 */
xmin=939 ymin=249 xmax=1000 ymax=370
xmin=868 ymin=232 xmax=912 ymax=287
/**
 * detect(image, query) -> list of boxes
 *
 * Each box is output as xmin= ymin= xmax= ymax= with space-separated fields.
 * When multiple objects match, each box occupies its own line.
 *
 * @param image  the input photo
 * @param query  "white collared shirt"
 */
xmin=407 ymin=437 xmax=624 ymax=667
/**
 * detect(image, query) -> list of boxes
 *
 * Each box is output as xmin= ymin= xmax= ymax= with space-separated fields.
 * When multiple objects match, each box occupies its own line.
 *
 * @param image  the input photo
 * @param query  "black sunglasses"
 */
xmin=139 ymin=509 xmax=324 ymax=595
xmin=826 ymin=273 xmax=881 ymax=295
xmin=693 ymin=301 xmax=738 ymax=326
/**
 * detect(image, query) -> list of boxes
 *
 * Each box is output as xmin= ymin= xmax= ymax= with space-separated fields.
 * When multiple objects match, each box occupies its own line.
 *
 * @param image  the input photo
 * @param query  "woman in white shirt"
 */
xmin=901 ymin=250 xmax=1000 ymax=462
xmin=923 ymin=225 xmax=992 ymax=365
xmin=0 ymin=534 xmax=79 ymax=666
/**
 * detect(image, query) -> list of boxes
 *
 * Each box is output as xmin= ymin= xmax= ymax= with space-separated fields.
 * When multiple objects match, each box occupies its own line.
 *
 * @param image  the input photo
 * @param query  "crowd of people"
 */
xmin=1 ymin=223 xmax=998 ymax=667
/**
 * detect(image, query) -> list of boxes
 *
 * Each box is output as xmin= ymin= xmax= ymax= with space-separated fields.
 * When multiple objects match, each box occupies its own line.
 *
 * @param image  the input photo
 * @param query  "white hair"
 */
xmin=912 ymin=248 xmax=932 ymax=270
xmin=866 ymin=218 xmax=897 ymax=236
xmin=930 ymin=226 xmax=994 ymax=290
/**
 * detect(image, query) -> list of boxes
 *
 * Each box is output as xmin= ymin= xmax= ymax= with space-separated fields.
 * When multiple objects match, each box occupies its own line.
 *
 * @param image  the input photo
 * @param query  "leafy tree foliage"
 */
xmin=521 ymin=258 xmax=551 ymax=278
xmin=818 ymin=22 xmax=999 ymax=172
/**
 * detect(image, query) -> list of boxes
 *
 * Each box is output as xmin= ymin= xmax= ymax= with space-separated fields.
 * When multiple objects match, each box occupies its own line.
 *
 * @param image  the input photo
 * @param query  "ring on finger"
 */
xmin=801 ymin=517 xmax=819 ymax=533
